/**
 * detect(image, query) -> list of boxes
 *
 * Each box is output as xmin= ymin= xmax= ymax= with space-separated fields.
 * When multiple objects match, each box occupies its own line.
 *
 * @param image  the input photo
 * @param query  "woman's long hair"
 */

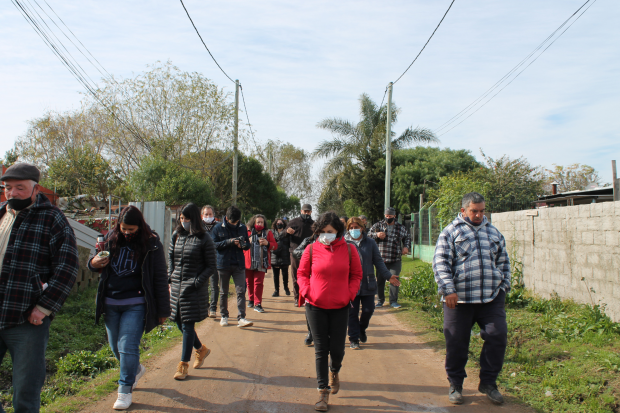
xmin=175 ymin=203 xmax=206 ymax=236
xmin=107 ymin=206 xmax=154 ymax=260
xmin=247 ymin=214 xmax=267 ymax=232
xmin=311 ymin=211 xmax=345 ymax=238
xmin=271 ymin=217 xmax=286 ymax=231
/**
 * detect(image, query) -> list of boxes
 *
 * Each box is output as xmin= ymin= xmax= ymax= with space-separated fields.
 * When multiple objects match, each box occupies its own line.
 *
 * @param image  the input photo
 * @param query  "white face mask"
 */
xmin=318 ymin=233 xmax=337 ymax=245
xmin=182 ymin=222 xmax=191 ymax=231
xmin=203 ymin=217 xmax=214 ymax=224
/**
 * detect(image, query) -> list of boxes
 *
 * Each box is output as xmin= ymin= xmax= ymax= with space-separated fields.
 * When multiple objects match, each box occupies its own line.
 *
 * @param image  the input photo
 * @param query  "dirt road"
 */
xmin=83 ymin=272 xmax=526 ymax=412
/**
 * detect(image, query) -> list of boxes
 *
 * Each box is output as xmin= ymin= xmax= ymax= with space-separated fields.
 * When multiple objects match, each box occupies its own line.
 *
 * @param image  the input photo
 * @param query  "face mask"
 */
xmin=255 ymin=225 xmax=264 ymax=232
xmin=203 ymin=217 xmax=214 ymax=224
xmin=7 ymin=187 xmax=35 ymax=211
xmin=318 ymin=233 xmax=337 ymax=245
xmin=277 ymin=223 xmax=284 ymax=229
xmin=386 ymin=217 xmax=395 ymax=224
xmin=349 ymin=229 xmax=361 ymax=239
xmin=301 ymin=214 xmax=311 ymax=221
xmin=124 ymin=231 xmax=139 ymax=242
xmin=182 ymin=222 xmax=191 ymax=231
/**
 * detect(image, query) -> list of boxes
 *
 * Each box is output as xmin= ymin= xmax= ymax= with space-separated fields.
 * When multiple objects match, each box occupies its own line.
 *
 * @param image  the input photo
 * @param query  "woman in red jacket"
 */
xmin=244 ymin=214 xmax=277 ymax=313
xmin=297 ymin=212 xmax=363 ymax=412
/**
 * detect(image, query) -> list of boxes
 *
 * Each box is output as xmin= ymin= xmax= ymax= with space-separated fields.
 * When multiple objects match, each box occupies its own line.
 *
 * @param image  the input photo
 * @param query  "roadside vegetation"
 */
xmin=0 ymin=286 xmax=181 ymax=413
xmin=395 ymin=256 xmax=620 ymax=413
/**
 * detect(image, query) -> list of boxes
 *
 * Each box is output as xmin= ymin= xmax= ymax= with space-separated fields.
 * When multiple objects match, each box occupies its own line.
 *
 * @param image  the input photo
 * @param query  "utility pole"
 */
xmin=384 ymin=82 xmax=393 ymax=211
xmin=232 ymin=80 xmax=240 ymax=206
xmin=613 ymin=160 xmax=620 ymax=202
xmin=268 ymin=142 xmax=272 ymax=177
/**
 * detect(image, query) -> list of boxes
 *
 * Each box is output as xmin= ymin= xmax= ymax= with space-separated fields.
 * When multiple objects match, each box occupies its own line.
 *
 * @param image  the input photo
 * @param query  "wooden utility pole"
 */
xmin=384 ymin=82 xmax=393 ymax=211
xmin=232 ymin=80 xmax=239 ymax=205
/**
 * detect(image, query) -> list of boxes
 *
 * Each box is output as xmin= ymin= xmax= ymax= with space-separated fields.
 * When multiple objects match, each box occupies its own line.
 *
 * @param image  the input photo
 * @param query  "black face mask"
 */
xmin=277 ymin=223 xmax=284 ymax=229
xmin=301 ymin=214 xmax=311 ymax=221
xmin=124 ymin=231 xmax=140 ymax=242
xmin=7 ymin=188 xmax=35 ymax=211
xmin=386 ymin=217 xmax=395 ymax=224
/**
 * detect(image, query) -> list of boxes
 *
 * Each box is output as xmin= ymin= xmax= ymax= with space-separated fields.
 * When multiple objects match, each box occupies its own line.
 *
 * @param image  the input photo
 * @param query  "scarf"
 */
xmin=250 ymin=228 xmax=269 ymax=272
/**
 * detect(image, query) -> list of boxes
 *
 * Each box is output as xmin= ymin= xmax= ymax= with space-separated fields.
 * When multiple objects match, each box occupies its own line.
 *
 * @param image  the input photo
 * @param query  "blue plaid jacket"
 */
xmin=432 ymin=214 xmax=510 ymax=304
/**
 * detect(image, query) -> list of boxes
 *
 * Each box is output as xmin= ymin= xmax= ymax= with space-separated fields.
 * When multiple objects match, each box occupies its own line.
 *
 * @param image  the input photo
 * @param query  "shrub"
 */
xmin=56 ymin=347 xmax=117 ymax=377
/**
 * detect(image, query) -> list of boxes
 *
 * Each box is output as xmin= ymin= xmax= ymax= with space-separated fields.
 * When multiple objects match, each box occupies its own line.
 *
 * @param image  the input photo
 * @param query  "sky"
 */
xmin=1 ymin=0 xmax=618 ymax=184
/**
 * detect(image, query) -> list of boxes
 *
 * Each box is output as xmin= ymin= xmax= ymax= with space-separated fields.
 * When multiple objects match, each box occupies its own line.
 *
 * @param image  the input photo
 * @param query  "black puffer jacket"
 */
xmin=271 ymin=229 xmax=291 ymax=266
xmin=168 ymin=229 xmax=217 ymax=323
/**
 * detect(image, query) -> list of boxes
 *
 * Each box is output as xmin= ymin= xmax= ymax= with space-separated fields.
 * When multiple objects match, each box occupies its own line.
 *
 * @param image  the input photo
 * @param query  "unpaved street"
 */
xmin=83 ymin=272 xmax=526 ymax=412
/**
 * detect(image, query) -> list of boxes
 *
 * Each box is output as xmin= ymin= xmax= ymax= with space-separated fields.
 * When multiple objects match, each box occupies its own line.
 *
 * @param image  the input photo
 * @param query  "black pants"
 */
xmin=176 ymin=319 xmax=202 ymax=362
xmin=272 ymin=265 xmax=289 ymax=292
xmin=443 ymin=289 xmax=507 ymax=386
xmin=347 ymin=295 xmax=375 ymax=341
xmin=306 ymin=304 xmax=349 ymax=389
xmin=290 ymin=254 xmax=300 ymax=301
xmin=209 ymin=269 xmax=219 ymax=312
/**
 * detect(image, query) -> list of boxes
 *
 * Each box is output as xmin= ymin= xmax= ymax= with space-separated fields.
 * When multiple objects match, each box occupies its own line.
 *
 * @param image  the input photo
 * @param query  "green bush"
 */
xmin=56 ymin=347 xmax=118 ymax=377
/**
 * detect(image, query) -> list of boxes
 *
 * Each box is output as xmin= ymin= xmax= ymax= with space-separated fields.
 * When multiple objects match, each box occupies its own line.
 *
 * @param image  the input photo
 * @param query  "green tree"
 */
xmin=545 ymin=163 xmax=604 ymax=192
xmin=128 ymin=156 xmax=214 ymax=207
xmin=314 ymin=93 xmax=438 ymax=222
xmin=1 ymin=149 xmax=19 ymax=167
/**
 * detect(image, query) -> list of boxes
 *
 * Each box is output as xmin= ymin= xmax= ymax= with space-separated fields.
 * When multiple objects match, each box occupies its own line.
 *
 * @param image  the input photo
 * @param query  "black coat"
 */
xmin=285 ymin=215 xmax=314 ymax=252
xmin=271 ymin=229 xmax=291 ymax=266
xmin=92 ymin=233 xmax=170 ymax=334
xmin=168 ymin=230 xmax=217 ymax=323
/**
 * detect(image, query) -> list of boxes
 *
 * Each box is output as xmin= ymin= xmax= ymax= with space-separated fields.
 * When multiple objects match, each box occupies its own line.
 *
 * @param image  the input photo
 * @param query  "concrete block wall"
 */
xmin=492 ymin=201 xmax=620 ymax=322
xmin=71 ymin=245 xmax=100 ymax=294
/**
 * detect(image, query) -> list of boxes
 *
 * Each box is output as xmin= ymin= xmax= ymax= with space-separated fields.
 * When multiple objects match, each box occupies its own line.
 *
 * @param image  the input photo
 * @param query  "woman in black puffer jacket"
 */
xmin=169 ymin=203 xmax=217 ymax=380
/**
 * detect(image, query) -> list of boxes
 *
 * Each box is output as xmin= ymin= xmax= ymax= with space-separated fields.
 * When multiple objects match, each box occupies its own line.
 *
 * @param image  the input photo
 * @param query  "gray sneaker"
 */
xmin=390 ymin=302 xmax=402 ymax=309
xmin=478 ymin=383 xmax=504 ymax=405
xmin=449 ymin=384 xmax=464 ymax=404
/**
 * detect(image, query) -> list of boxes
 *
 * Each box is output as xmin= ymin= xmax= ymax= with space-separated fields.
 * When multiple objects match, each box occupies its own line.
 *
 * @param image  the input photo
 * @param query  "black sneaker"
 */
xmin=360 ymin=330 xmax=367 ymax=343
xmin=272 ymin=291 xmax=279 ymax=297
xmin=449 ymin=384 xmax=464 ymax=404
xmin=375 ymin=301 xmax=384 ymax=308
xmin=247 ymin=301 xmax=254 ymax=308
xmin=350 ymin=340 xmax=360 ymax=350
xmin=284 ymin=287 xmax=291 ymax=296
xmin=304 ymin=333 xmax=313 ymax=346
xmin=478 ymin=383 xmax=504 ymax=405
xmin=254 ymin=304 xmax=265 ymax=313
xmin=294 ymin=299 xmax=299 ymax=307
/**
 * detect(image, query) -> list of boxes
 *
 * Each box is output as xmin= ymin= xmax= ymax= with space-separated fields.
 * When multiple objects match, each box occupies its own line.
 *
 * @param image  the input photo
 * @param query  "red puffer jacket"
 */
xmin=297 ymin=237 xmax=363 ymax=309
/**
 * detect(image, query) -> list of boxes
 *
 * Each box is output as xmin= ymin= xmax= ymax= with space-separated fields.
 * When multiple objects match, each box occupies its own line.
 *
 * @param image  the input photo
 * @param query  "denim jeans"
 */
xmin=306 ymin=304 xmax=349 ymax=389
xmin=175 ymin=319 xmax=202 ymax=362
xmin=443 ymin=289 xmax=507 ymax=386
xmin=209 ymin=269 xmax=219 ymax=312
xmin=377 ymin=260 xmax=402 ymax=304
xmin=219 ymin=266 xmax=247 ymax=320
xmin=347 ymin=295 xmax=375 ymax=341
xmin=104 ymin=303 xmax=146 ymax=393
xmin=0 ymin=318 xmax=50 ymax=413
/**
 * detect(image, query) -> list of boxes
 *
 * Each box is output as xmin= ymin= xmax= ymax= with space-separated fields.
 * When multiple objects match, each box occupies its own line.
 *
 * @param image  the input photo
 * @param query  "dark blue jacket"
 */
xmin=211 ymin=219 xmax=251 ymax=269
xmin=345 ymin=232 xmax=392 ymax=296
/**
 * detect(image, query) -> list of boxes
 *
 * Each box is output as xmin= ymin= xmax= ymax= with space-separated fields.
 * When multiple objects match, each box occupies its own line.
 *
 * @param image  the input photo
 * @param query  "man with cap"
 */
xmin=368 ymin=207 xmax=411 ymax=308
xmin=284 ymin=204 xmax=314 ymax=306
xmin=0 ymin=163 xmax=79 ymax=413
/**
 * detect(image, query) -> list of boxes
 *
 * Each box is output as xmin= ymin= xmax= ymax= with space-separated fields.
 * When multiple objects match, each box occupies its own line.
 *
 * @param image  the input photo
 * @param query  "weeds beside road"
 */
xmin=395 ymin=257 xmax=620 ymax=413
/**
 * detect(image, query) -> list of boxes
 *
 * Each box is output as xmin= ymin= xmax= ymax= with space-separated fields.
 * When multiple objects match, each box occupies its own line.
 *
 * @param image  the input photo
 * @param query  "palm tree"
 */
xmin=313 ymin=93 xmax=438 ymax=221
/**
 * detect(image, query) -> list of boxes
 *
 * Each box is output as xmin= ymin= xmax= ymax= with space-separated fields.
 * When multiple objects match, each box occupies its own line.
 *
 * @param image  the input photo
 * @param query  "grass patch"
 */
xmin=392 ymin=256 xmax=620 ymax=413
xmin=0 ymin=286 xmax=182 ymax=413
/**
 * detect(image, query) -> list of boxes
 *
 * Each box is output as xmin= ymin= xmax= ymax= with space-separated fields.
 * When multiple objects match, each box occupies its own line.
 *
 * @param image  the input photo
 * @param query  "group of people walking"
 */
xmin=0 ymin=161 xmax=511 ymax=413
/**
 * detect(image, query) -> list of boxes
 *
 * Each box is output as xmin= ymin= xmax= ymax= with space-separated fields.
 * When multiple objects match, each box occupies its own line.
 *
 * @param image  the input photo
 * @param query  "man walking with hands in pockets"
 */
xmin=433 ymin=192 xmax=510 ymax=406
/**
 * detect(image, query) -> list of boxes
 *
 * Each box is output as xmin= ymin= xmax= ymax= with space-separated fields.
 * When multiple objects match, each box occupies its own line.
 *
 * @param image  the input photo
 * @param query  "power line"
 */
xmin=239 ymin=85 xmax=257 ymax=146
xmin=393 ymin=0 xmax=456 ymax=85
xmin=436 ymin=0 xmax=596 ymax=136
xmin=179 ymin=0 xmax=235 ymax=84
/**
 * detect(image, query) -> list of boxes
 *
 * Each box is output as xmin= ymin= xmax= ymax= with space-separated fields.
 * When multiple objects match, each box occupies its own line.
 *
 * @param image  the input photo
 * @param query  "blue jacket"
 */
xmin=345 ymin=232 xmax=392 ymax=296
xmin=211 ymin=219 xmax=251 ymax=269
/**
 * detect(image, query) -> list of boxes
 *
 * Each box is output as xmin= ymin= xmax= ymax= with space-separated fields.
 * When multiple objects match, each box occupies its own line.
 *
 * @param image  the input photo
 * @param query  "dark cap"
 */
xmin=1 ymin=163 xmax=41 ymax=183
xmin=384 ymin=207 xmax=396 ymax=215
xmin=301 ymin=204 xmax=312 ymax=211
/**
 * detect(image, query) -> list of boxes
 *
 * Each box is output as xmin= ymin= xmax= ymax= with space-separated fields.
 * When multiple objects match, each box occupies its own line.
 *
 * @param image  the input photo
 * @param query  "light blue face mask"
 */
xmin=349 ymin=229 xmax=362 ymax=239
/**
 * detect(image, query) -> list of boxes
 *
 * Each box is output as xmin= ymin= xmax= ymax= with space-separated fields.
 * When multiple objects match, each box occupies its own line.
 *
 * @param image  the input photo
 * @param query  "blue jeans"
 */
xmin=175 ymin=320 xmax=202 ymax=362
xmin=0 ymin=318 xmax=50 ymax=413
xmin=104 ymin=303 xmax=145 ymax=393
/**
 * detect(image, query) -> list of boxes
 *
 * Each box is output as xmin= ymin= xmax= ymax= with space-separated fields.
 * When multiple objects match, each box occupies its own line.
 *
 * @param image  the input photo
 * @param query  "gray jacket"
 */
xmin=345 ymin=233 xmax=392 ymax=296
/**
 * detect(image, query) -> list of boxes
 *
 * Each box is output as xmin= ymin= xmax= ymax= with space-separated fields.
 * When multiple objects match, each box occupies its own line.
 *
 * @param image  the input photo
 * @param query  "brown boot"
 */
xmin=174 ymin=362 xmax=189 ymax=380
xmin=315 ymin=388 xmax=330 ymax=411
xmin=328 ymin=370 xmax=340 ymax=394
xmin=193 ymin=345 xmax=211 ymax=369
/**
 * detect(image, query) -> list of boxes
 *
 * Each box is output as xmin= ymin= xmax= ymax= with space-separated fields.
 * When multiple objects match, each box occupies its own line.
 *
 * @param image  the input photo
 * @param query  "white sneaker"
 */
xmin=220 ymin=317 xmax=229 ymax=326
xmin=132 ymin=364 xmax=146 ymax=390
xmin=237 ymin=318 xmax=253 ymax=328
xmin=113 ymin=393 xmax=132 ymax=410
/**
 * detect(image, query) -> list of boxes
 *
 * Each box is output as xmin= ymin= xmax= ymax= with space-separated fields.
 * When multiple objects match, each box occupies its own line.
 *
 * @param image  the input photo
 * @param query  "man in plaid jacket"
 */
xmin=0 ymin=163 xmax=79 ymax=413
xmin=368 ymin=207 xmax=411 ymax=308
xmin=432 ymin=192 xmax=510 ymax=406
